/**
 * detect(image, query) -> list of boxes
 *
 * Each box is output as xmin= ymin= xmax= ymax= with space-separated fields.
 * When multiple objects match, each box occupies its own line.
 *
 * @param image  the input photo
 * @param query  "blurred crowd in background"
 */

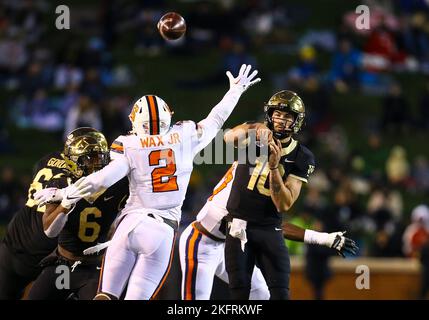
xmin=0 ymin=0 xmax=429 ymax=285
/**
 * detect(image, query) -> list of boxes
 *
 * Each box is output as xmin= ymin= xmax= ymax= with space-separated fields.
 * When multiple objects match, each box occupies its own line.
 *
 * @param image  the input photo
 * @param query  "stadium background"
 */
xmin=0 ymin=0 xmax=428 ymax=299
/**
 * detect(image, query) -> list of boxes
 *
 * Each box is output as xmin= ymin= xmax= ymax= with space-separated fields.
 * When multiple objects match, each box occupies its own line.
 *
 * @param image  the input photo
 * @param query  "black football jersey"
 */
xmin=3 ymin=152 xmax=69 ymax=266
xmin=226 ymin=136 xmax=315 ymax=226
xmin=52 ymin=177 xmax=129 ymax=256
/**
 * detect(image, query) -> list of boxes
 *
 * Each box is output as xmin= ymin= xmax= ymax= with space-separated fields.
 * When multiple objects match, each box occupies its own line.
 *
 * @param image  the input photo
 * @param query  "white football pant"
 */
xmin=98 ymin=213 xmax=176 ymax=300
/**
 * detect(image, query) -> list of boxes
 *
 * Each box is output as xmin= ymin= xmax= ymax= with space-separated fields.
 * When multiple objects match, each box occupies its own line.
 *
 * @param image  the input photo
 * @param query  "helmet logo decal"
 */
xmin=129 ymin=104 xmax=139 ymax=122
xmin=307 ymin=165 xmax=315 ymax=176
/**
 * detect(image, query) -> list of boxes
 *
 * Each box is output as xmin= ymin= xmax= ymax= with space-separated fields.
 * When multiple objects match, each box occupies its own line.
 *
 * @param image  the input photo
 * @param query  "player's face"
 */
xmin=272 ymin=110 xmax=294 ymax=133
xmin=141 ymin=121 xmax=169 ymax=135
xmin=79 ymin=152 xmax=109 ymax=175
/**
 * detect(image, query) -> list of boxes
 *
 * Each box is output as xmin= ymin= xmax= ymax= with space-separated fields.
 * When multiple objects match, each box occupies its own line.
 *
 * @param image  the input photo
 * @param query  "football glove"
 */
xmin=326 ymin=231 xmax=359 ymax=258
xmin=226 ymin=64 xmax=261 ymax=94
xmin=34 ymin=187 xmax=64 ymax=207
xmin=60 ymin=177 xmax=92 ymax=210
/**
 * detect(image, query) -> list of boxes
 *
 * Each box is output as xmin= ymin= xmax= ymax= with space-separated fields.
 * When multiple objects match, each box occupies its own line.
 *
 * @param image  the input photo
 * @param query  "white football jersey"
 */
xmin=111 ymin=121 xmax=202 ymax=222
xmin=196 ymin=161 xmax=238 ymax=239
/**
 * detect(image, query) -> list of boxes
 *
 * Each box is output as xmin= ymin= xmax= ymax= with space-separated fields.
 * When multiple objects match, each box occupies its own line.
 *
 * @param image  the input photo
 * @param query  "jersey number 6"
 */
xmin=149 ymin=148 xmax=179 ymax=192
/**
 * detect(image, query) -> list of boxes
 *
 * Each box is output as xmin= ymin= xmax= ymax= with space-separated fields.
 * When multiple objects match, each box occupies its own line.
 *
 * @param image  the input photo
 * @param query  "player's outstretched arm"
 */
xmin=282 ymin=222 xmax=306 ymax=241
xmin=282 ymin=222 xmax=359 ymax=258
xmin=224 ymin=122 xmax=272 ymax=148
xmin=78 ymin=156 xmax=130 ymax=196
xmin=196 ymin=64 xmax=261 ymax=151
xmin=42 ymin=203 xmax=69 ymax=238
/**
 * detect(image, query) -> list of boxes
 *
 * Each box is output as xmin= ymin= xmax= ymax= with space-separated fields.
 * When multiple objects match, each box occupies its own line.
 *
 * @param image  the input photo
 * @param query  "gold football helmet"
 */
xmin=63 ymin=127 xmax=110 ymax=178
xmin=264 ymin=90 xmax=305 ymax=138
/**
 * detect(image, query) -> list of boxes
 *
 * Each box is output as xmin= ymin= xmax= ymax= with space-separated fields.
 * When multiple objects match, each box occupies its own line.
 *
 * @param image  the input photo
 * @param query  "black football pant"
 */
xmin=0 ymin=242 xmax=41 ymax=300
xmin=26 ymin=251 xmax=100 ymax=300
xmin=225 ymin=224 xmax=290 ymax=300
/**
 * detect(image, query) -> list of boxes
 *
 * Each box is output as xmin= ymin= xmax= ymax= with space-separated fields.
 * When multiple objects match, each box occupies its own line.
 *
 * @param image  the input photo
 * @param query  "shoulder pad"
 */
xmin=294 ymin=144 xmax=316 ymax=171
xmin=298 ymin=144 xmax=315 ymax=164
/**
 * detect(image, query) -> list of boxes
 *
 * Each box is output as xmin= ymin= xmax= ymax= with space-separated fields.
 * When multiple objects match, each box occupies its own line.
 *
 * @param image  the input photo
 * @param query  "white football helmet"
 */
xmin=129 ymin=95 xmax=174 ymax=136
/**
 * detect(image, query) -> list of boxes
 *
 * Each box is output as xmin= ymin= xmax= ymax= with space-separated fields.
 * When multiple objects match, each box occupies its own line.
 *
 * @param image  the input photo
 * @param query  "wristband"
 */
xmin=304 ymin=229 xmax=329 ymax=245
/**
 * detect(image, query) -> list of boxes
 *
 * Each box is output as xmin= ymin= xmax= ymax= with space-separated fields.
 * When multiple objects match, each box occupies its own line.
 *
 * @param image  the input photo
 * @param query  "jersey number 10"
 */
xmin=247 ymin=156 xmax=285 ymax=196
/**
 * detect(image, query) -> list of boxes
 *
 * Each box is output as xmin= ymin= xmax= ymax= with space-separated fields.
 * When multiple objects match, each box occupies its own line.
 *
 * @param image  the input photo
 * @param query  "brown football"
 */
xmin=157 ymin=12 xmax=186 ymax=41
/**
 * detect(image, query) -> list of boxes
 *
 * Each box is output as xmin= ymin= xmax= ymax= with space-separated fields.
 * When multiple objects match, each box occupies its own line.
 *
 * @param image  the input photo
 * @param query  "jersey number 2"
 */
xmin=149 ymin=149 xmax=179 ymax=192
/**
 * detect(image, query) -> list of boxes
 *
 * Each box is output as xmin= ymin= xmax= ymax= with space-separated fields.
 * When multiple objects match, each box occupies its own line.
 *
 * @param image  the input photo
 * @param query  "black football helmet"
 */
xmin=264 ymin=90 xmax=305 ymax=139
xmin=63 ymin=127 xmax=110 ymax=178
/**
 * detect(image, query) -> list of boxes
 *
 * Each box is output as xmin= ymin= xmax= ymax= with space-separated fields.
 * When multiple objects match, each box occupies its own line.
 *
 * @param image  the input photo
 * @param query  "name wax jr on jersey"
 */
xmin=140 ymin=132 xmax=181 ymax=148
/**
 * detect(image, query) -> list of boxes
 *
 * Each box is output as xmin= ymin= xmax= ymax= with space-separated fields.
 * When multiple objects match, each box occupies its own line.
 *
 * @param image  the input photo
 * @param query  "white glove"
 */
xmin=34 ymin=187 xmax=64 ymax=207
xmin=304 ymin=230 xmax=359 ymax=258
xmin=60 ymin=177 xmax=92 ymax=210
xmin=226 ymin=64 xmax=261 ymax=94
xmin=324 ymin=231 xmax=345 ymax=249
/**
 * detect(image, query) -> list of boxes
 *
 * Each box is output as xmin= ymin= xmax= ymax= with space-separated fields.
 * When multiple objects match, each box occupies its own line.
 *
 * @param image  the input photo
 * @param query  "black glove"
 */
xmin=331 ymin=231 xmax=359 ymax=258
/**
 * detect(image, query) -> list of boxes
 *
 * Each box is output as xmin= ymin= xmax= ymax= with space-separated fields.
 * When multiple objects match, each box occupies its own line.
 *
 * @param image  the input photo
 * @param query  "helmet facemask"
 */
xmin=265 ymin=108 xmax=305 ymax=139
xmin=76 ymin=151 xmax=110 ymax=176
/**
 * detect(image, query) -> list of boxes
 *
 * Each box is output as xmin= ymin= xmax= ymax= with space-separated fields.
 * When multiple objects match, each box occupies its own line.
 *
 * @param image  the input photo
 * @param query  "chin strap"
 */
xmin=273 ymin=131 xmax=291 ymax=140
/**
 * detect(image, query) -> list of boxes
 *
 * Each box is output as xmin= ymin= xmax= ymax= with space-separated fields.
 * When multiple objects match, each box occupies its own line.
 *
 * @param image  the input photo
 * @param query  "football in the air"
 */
xmin=157 ymin=12 xmax=186 ymax=41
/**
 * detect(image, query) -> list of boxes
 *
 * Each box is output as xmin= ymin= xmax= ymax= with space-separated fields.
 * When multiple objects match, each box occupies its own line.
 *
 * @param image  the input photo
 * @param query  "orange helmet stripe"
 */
xmin=146 ymin=95 xmax=159 ymax=135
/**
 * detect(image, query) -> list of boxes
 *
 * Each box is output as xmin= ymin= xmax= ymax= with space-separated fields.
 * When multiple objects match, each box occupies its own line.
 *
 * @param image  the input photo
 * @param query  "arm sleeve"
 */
xmin=80 ymin=151 xmax=130 ymax=195
xmin=195 ymin=87 xmax=242 ymax=153
xmin=44 ymin=212 xmax=69 ymax=238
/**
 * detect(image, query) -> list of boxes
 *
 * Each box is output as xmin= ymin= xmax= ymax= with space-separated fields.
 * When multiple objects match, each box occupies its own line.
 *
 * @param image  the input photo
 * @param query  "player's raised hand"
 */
xmin=226 ymin=64 xmax=261 ymax=94
xmin=268 ymin=138 xmax=282 ymax=170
